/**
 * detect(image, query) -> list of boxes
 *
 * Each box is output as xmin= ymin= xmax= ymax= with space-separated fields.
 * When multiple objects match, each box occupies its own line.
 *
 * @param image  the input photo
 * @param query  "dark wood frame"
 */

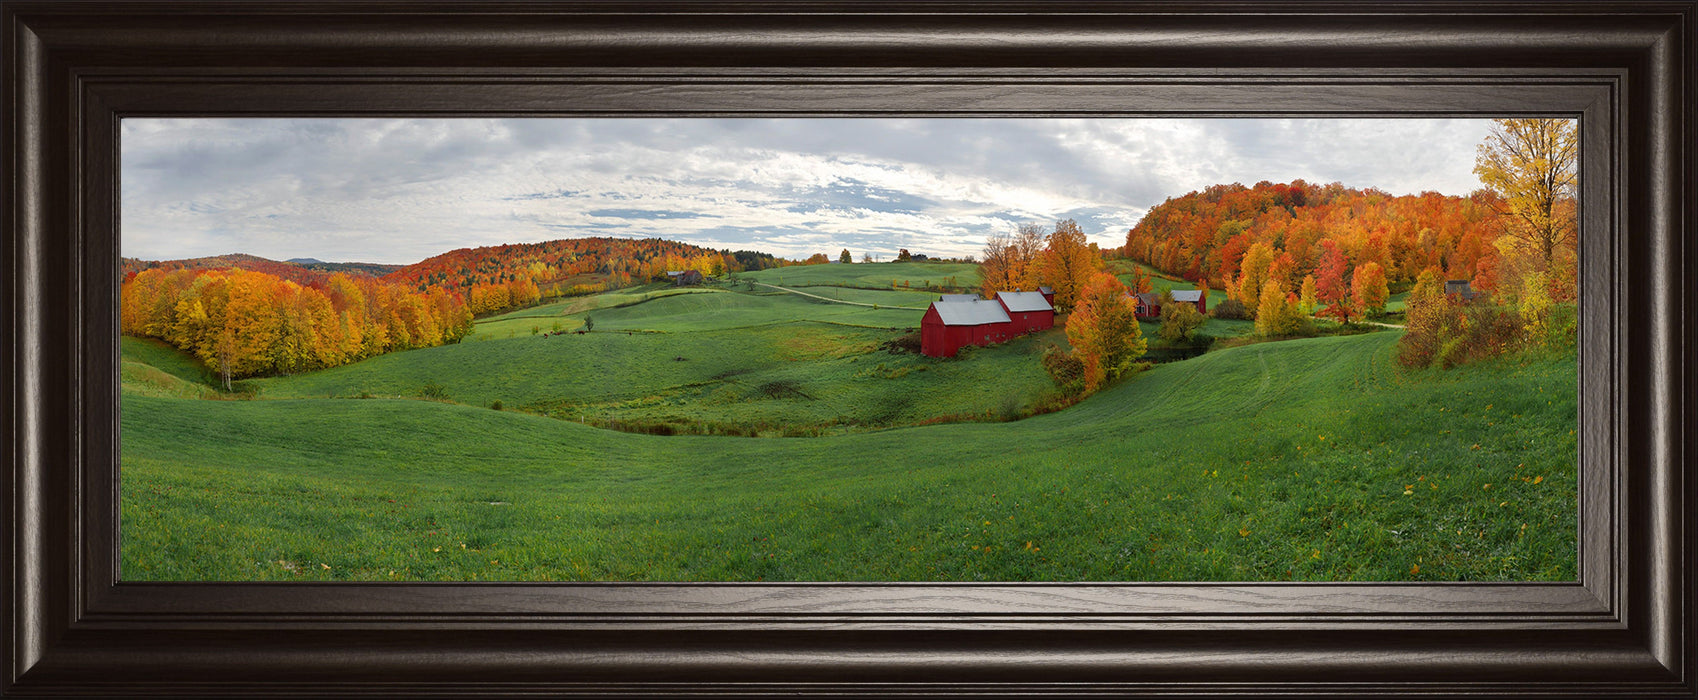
xmin=3 ymin=2 xmax=1693 ymax=697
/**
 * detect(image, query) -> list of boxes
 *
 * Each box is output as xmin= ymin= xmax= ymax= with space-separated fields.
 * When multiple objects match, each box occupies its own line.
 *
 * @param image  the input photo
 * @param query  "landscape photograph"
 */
xmin=118 ymin=117 xmax=1579 ymax=582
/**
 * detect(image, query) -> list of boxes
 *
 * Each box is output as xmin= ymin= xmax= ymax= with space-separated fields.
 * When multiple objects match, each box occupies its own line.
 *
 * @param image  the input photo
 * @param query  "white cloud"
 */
xmin=121 ymin=118 xmax=1494 ymax=264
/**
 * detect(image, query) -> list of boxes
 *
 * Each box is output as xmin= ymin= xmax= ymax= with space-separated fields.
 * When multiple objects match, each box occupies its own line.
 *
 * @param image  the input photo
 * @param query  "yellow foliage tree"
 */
xmin=1473 ymin=118 xmax=1578 ymax=269
xmin=1255 ymin=279 xmax=1306 ymax=337
xmin=1234 ymin=241 xmax=1275 ymax=311
xmin=1065 ymin=272 xmax=1146 ymax=391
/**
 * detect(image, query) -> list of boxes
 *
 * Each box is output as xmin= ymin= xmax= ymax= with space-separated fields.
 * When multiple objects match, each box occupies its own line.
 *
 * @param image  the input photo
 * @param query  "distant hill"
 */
xmin=293 ymin=260 xmax=405 ymax=277
xmin=382 ymin=237 xmax=780 ymax=294
xmin=121 ymin=253 xmax=332 ymax=286
xmin=122 ymin=253 xmax=401 ymax=285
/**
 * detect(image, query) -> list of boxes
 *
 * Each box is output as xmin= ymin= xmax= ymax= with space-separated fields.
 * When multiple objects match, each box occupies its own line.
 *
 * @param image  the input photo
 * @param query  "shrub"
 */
xmin=420 ymin=381 xmax=450 ymax=400
xmin=1398 ymin=296 xmax=1525 ymax=369
xmin=490 ymin=400 xmax=503 ymax=411
xmin=1040 ymin=344 xmax=1085 ymax=394
xmin=880 ymin=331 xmax=922 ymax=354
xmin=1212 ymin=298 xmax=1250 ymax=320
xmin=1158 ymin=297 xmax=1206 ymax=343
xmin=997 ymin=394 xmax=1024 ymax=421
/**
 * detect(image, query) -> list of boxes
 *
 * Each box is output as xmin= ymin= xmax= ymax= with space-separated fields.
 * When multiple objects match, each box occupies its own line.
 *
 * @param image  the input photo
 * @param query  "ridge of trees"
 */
xmin=1122 ymin=180 xmax=1512 ymax=307
xmin=118 ymin=236 xmax=815 ymax=382
xmin=122 ymin=267 xmax=472 ymax=387
xmin=122 ymin=253 xmax=347 ymax=288
xmin=380 ymin=237 xmax=781 ymax=316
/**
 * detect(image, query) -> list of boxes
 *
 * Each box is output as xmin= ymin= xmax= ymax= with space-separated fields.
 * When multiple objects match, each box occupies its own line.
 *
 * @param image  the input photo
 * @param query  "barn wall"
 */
xmin=921 ymin=307 xmax=953 ymax=357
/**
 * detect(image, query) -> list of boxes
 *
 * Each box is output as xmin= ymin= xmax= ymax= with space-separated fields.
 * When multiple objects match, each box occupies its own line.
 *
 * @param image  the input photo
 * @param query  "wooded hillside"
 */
xmin=1122 ymin=181 xmax=1515 ymax=299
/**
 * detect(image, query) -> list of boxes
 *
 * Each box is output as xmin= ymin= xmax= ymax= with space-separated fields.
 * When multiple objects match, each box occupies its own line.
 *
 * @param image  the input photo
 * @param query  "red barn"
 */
xmin=994 ymin=291 xmax=1055 ymax=334
xmin=1133 ymin=292 xmax=1162 ymax=320
xmin=921 ymin=298 xmax=1014 ymax=357
xmin=1171 ymin=289 xmax=1207 ymax=314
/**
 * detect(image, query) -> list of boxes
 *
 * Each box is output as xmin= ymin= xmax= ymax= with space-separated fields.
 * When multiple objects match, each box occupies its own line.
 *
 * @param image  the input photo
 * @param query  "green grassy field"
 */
xmin=122 ymin=326 xmax=1577 ymax=582
xmin=121 ymin=337 xmax=224 ymax=399
xmin=252 ymin=322 xmax=1060 ymax=435
xmin=119 ymin=261 xmax=1576 ymax=582
xmin=253 ymin=282 xmax=1057 ymax=434
xmin=740 ymin=261 xmax=979 ymax=290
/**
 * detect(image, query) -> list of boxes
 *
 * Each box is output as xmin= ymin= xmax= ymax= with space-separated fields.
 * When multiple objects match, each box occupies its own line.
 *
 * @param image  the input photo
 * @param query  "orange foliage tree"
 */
xmin=1314 ymin=240 xmax=1354 ymax=323
xmin=1351 ymin=261 xmax=1390 ymax=318
xmin=1034 ymin=219 xmax=1104 ymax=311
xmin=1064 ymin=272 xmax=1146 ymax=391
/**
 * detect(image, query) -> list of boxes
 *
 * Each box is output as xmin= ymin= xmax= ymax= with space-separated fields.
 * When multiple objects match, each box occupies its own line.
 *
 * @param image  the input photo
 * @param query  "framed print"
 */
xmin=113 ymin=116 xmax=1582 ymax=585
xmin=4 ymin=1 xmax=1694 ymax=697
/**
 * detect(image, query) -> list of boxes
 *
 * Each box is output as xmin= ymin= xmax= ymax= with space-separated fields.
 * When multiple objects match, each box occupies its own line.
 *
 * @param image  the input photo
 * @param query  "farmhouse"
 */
xmin=1134 ymin=289 xmax=1207 ymax=320
xmin=921 ymin=291 xmax=1056 ymax=358
xmin=1445 ymin=279 xmax=1482 ymax=301
xmin=665 ymin=270 xmax=704 ymax=286
xmin=1171 ymin=289 xmax=1207 ymax=314
xmin=1133 ymin=293 xmax=1163 ymax=320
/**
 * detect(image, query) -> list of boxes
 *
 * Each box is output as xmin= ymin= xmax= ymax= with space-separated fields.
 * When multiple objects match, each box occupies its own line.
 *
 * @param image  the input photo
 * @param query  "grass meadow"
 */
xmin=119 ymin=263 xmax=1578 ymax=582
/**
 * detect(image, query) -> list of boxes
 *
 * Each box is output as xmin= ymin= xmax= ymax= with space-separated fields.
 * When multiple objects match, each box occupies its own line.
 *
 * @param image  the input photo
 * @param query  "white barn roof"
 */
xmin=996 ymin=291 xmax=1054 ymax=313
xmin=1171 ymin=290 xmax=1204 ymax=303
xmin=931 ymin=299 xmax=1012 ymax=326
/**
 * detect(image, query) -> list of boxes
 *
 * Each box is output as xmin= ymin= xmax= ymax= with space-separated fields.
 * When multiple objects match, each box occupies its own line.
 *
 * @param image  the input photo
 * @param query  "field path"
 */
xmin=748 ymin=282 xmax=928 ymax=310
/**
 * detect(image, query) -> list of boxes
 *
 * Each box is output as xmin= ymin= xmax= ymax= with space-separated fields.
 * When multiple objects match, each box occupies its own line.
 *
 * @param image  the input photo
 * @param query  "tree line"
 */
xmin=122 ymin=267 xmax=473 ymax=388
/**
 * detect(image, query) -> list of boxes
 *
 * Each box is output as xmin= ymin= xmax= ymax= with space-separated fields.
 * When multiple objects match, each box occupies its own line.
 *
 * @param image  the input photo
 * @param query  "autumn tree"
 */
xmin=1255 ymin=280 xmax=1307 ymax=337
xmin=839 ymin=249 xmax=852 ymax=264
xmin=978 ymin=223 xmax=1046 ymax=298
xmin=1233 ymin=241 xmax=1276 ymax=313
xmin=1034 ymin=219 xmax=1104 ymax=311
xmin=1351 ymin=260 xmax=1390 ymax=317
xmin=896 ymin=248 xmax=912 ymax=262
xmin=1126 ymin=267 xmax=1154 ymax=294
xmin=1298 ymin=275 xmax=1318 ymax=315
xmin=979 ymin=230 xmax=1015 ymax=297
xmin=1409 ymin=267 xmax=1445 ymax=306
xmin=1474 ymin=119 xmax=1578 ymax=270
xmin=1266 ymin=251 xmax=1297 ymax=297
xmin=1314 ymin=241 xmax=1354 ymax=323
xmin=1065 ymin=272 xmax=1146 ymax=391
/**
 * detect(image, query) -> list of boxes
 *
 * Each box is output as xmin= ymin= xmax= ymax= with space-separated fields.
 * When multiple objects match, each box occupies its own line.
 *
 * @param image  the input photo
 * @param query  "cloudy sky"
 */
xmin=121 ymin=118 xmax=1494 ymax=265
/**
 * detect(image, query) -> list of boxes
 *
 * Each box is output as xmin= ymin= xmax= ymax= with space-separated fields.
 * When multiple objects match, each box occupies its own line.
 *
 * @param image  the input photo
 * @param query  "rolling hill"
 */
xmin=121 ymin=324 xmax=1578 ymax=582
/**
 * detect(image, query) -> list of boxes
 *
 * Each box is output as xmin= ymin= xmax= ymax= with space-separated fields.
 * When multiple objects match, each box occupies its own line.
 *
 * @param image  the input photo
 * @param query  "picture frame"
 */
xmin=3 ymin=1 xmax=1692 ymax=697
